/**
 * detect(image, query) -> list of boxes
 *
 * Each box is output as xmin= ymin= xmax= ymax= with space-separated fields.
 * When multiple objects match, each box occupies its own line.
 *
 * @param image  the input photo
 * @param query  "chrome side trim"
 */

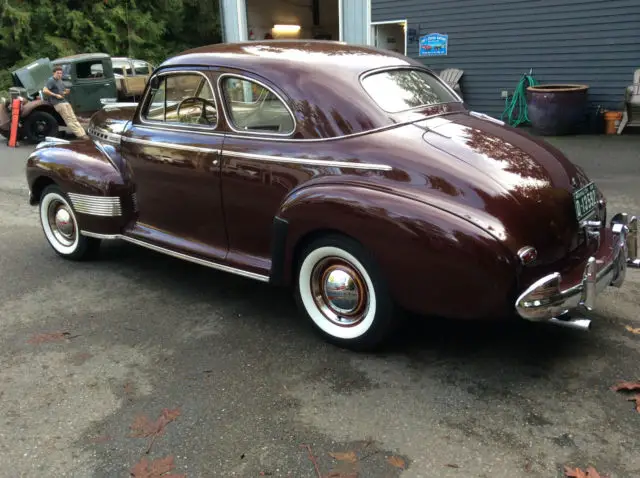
xmin=87 ymin=126 xmax=122 ymax=145
xmin=68 ymin=193 xmax=122 ymax=217
xmin=132 ymin=110 xmax=463 ymax=143
xmin=35 ymin=137 xmax=71 ymax=150
xmin=131 ymin=192 xmax=139 ymax=212
xmin=217 ymin=72 xmax=297 ymax=138
xmin=81 ymin=231 xmax=120 ymax=240
xmin=221 ymin=150 xmax=392 ymax=171
xmin=121 ymin=136 xmax=221 ymax=154
xmin=79 ymin=230 xmax=269 ymax=282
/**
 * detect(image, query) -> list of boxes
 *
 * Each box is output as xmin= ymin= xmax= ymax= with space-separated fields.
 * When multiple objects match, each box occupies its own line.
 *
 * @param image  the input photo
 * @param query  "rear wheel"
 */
xmin=39 ymin=185 xmax=100 ymax=260
xmin=24 ymin=110 xmax=59 ymax=143
xmin=294 ymin=234 xmax=397 ymax=351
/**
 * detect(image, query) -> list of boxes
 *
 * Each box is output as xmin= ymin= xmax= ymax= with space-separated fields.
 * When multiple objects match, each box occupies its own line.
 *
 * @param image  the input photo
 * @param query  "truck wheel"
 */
xmin=24 ymin=111 xmax=59 ymax=143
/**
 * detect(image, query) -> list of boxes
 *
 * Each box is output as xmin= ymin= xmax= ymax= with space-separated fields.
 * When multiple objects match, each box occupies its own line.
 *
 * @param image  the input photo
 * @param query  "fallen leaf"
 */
xmin=27 ymin=332 xmax=72 ymax=344
xmin=446 ymin=464 xmax=460 ymax=469
xmin=611 ymin=381 xmax=640 ymax=392
xmin=130 ymin=455 xmax=185 ymax=478
xmin=627 ymin=394 xmax=640 ymax=413
xmin=130 ymin=408 xmax=181 ymax=438
xmin=130 ymin=408 xmax=181 ymax=453
xmin=625 ymin=325 xmax=640 ymax=335
xmin=386 ymin=456 xmax=406 ymax=469
xmin=329 ymin=451 xmax=358 ymax=463
xmin=564 ymin=465 xmax=602 ymax=478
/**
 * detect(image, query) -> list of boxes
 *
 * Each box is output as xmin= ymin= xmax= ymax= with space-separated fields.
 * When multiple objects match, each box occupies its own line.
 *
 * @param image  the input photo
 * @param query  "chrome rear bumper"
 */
xmin=515 ymin=213 xmax=638 ymax=326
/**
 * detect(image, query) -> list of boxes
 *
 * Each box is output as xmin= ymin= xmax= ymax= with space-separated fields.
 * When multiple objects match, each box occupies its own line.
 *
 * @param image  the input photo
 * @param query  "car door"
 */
xmin=216 ymin=72 xmax=302 ymax=273
xmin=120 ymin=68 xmax=228 ymax=261
xmin=70 ymin=58 xmax=117 ymax=113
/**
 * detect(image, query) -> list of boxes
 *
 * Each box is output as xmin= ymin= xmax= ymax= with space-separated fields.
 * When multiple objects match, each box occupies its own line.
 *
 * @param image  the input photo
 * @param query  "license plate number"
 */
xmin=573 ymin=182 xmax=597 ymax=222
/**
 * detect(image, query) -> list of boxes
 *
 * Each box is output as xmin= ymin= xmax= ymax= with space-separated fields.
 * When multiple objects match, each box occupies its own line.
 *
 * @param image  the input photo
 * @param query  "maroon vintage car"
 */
xmin=25 ymin=40 xmax=638 ymax=351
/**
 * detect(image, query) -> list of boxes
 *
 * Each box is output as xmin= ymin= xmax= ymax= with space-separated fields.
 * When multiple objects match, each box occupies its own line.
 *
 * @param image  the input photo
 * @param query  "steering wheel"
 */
xmin=176 ymin=97 xmax=217 ymax=125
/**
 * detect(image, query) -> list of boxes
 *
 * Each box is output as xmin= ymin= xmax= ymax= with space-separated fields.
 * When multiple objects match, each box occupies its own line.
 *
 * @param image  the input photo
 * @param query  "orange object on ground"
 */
xmin=604 ymin=111 xmax=623 ymax=135
xmin=8 ymin=98 xmax=22 ymax=147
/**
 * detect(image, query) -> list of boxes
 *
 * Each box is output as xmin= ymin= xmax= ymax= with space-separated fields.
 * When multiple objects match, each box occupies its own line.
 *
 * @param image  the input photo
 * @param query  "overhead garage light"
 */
xmin=273 ymin=24 xmax=301 ymax=34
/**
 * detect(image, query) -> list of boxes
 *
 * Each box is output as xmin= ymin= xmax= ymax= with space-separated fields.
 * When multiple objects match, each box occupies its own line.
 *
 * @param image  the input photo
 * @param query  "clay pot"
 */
xmin=526 ymin=84 xmax=589 ymax=135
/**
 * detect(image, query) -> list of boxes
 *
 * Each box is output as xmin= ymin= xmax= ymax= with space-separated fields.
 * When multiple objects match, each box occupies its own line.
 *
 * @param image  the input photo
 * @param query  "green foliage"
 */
xmin=0 ymin=0 xmax=222 ymax=90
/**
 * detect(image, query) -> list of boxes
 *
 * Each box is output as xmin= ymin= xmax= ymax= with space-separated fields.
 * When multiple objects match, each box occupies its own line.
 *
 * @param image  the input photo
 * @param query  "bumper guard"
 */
xmin=515 ymin=213 xmax=639 ymax=329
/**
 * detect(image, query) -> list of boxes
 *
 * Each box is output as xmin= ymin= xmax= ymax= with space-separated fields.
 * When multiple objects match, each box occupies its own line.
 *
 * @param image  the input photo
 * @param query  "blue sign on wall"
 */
xmin=419 ymin=33 xmax=448 ymax=56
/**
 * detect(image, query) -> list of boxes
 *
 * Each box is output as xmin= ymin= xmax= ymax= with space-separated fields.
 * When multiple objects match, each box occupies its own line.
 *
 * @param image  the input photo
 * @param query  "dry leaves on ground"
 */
xmin=130 ymin=408 xmax=181 ymax=453
xmin=27 ymin=331 xmax=74 ymax=344
xmin=625 ymin=325 xmax=640 ymax=335
xmin=564 ymin=465 xmax=606 ymax=478
xmin=611 ymin=381 xmax=640 ymax=392
xmin=386 ymin=456 xmax=406 ymax=470
xmin=611 ymin=381 xmax=640 ymax=413
xmin=130 ymin=455 xmax=185 ymax=478
xmin=329 ymin=452 xmax=358 ymax=464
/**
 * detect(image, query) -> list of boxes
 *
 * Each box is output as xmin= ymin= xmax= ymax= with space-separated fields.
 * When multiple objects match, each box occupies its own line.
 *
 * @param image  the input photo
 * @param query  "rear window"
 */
xmin=361 ymin=68 xmax=459 ymax=113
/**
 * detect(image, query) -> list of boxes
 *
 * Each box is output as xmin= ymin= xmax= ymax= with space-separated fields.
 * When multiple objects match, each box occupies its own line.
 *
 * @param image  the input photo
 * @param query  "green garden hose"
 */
xmin=501 ymin=73 xmax=538 ymax=127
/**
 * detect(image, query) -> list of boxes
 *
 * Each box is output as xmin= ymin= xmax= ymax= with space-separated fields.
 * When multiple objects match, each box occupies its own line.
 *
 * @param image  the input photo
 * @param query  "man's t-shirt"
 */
xmin=45 ymin=77 xmax=67 ymax=106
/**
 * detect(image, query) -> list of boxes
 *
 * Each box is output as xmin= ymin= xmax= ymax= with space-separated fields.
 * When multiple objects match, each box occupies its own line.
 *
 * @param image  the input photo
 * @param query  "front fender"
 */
xmin=26 ymin=139 xmax=136 ymax=235
xmin=275 ymin=184 xmax=519 ymax=320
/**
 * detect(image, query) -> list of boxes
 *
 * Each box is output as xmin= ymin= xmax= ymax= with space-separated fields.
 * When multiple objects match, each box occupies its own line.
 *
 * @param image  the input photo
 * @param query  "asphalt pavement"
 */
xmin=1 ymin=134 xmax=639 ymax=478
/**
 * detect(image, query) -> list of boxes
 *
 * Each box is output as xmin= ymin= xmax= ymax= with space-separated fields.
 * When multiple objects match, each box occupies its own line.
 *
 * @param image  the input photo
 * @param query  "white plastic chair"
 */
xmin=439 ymin=68 xmax=464 ymax=99
xmin=617 ymin=68 xmax=640 ymax=134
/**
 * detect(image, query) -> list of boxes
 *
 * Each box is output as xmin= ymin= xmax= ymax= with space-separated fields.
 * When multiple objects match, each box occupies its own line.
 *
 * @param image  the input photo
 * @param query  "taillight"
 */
xmin=518 ymin=246 xmax=538 ymax=265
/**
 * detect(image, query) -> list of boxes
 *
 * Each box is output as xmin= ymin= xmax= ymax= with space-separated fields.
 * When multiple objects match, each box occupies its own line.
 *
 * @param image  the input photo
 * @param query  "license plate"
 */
xmin=573 ymin=182 xmax=597 ymax=222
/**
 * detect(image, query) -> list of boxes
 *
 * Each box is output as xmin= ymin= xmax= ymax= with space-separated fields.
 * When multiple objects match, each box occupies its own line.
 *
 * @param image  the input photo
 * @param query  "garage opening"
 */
xmin=371 ymin=20 xmax=407 ymax=55
xmin=245 ymin=0 xmax=339 ymax=41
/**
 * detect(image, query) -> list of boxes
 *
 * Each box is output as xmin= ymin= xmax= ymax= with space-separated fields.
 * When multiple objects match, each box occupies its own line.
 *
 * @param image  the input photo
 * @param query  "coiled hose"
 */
xmin=501 ymin=73 xmax=538 ymax=127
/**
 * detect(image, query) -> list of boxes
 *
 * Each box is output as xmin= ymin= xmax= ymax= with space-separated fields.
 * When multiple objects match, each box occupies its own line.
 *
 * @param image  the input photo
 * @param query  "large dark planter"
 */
xmin=526 ymin=84 xmax=589 ymax=135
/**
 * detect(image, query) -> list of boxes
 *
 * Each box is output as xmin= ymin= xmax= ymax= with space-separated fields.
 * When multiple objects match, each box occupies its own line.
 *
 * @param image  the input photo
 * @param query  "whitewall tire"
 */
xmin=295 ymin=234 xmax=396 ymax=351
xmin=39 ymin=185 xmax=101 ymax=260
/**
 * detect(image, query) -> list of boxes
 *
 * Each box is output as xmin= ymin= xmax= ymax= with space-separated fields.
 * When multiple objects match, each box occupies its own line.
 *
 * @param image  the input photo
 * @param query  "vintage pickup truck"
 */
xmin=0 ymin=53 xmax=152 ymax=143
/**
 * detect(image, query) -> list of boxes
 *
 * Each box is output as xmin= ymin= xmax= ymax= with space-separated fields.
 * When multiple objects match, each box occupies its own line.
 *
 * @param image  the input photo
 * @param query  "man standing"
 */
xmin=42 ymin=66 xmax=88 ymax=140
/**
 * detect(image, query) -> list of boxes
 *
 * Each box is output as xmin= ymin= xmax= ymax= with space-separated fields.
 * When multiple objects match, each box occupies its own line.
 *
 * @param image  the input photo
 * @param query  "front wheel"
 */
xmin=294 ymin=234 xmax=397 ymax=351
xmin=39 ymin=185 xmax=101 ymax=260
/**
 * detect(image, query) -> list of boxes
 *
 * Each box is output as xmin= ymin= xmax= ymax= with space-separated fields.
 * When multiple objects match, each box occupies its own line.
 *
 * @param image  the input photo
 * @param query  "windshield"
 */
xmin=361 ymin=68 xmax=459 ymax=113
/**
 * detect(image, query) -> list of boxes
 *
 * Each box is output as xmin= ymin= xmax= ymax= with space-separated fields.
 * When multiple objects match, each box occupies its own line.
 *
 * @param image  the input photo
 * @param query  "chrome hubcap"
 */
xmin=311 ymin=258 xmax=369 ymax=327
xmin=47 ymin=200 xmax=76 ymax=246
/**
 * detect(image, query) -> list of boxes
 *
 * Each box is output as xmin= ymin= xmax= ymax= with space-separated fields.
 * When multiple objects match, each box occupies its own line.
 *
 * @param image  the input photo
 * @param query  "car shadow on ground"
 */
xmin=97 ymin=238 xmax=593 ymax=368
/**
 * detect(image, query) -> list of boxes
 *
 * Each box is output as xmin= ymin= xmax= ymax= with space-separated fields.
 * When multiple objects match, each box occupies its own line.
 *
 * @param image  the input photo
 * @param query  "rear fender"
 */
xmin=26 ymin=139 xmax=136 ymax=235
xmin=273 ymin=184 xmax=518 ymax=319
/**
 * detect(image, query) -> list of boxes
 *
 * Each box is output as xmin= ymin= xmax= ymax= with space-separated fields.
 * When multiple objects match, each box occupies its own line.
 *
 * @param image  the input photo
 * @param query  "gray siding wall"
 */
xmin=372 ymin=0 xmax=640 ymax=118
xmin=342 ymin=0 xmax=371 ymax=45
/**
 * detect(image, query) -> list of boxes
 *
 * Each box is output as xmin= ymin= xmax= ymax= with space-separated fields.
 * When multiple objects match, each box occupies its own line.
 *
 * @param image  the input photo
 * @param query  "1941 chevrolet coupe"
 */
xmin=25 ymin=41 xmax=639 ymax=351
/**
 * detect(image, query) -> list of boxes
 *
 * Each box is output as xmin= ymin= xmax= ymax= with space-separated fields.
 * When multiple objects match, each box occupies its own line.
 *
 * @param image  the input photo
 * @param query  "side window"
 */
xmin=142 ymin=73 xmax=217 ymax=127
xmin=220 ymin=76 xmax=295 ymax=135
xmin=76 ymin=60 xmax=105 ymax=79
xmin=133 ymin=60 xmax=151 ymax=75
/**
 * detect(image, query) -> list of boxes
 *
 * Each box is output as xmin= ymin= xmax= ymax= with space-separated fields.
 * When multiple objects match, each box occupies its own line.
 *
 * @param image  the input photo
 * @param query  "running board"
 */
xmin=81 ymin=230 xmax=269 ymax=282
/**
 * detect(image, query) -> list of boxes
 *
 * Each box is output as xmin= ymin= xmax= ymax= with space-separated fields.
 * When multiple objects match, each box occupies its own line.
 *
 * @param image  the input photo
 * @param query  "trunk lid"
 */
xmin=415 ymin=112 xmax=595 ymax=265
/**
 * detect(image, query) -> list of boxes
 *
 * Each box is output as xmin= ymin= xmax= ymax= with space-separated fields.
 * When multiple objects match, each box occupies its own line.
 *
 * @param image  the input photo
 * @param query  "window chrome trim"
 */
xmin=131 ymin=111 xmax=462 ymax=143
xmin=79 ymin=230 xmax=270 ymax=282
xmin=121 ymin=136 xmax=221 ymax=154
xmin=138 ymin=69 xmax=220 ymax=132
xmin=222 ymin=150 xmax=392 ymax=171
xmin=217 ymin=72 xmax=297 ymax=138
xmin=359 ymin=65 xmax=464 ymax=114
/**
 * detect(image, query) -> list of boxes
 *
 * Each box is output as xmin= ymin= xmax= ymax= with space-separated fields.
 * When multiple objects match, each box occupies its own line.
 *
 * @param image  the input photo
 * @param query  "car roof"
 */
xmin=157 ymin=40 xmax=428 ymax=139
xmin=53 ymin=53 xmax=111 ymax=63
xmin=160 ymin=40 xmax=414 ymax=77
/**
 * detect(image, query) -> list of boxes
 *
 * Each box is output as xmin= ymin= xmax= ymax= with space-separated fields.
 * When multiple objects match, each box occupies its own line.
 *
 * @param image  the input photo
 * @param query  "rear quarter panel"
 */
xmin=278 ymin=184 xmax=518 ymax=320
